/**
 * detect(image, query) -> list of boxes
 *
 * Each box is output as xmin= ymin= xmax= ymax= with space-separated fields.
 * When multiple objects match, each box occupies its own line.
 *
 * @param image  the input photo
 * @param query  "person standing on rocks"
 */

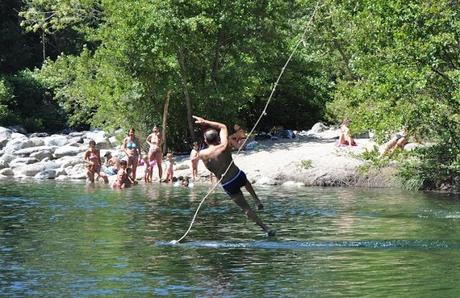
xmin=193 ymin=115 xmax=275 ymax=236
xmin=121 ymin=128 xmax=141 ymax=182
xmin=84 ymin=140 xmax=109 ymax=184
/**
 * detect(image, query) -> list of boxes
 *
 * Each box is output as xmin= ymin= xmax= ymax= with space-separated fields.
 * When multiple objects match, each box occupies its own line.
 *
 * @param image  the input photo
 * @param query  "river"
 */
xmin=1 ymin=180 xmax=460 ymax=296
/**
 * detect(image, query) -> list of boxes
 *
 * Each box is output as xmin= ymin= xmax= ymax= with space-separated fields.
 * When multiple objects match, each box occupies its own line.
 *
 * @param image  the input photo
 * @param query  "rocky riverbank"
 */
xmin=0 ymin=124 xmax=400 ymax=187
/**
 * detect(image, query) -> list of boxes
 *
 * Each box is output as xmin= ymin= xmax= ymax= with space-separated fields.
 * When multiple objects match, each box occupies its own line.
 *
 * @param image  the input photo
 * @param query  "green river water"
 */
xmin=1 ymin=180 xmax=460 ymax=297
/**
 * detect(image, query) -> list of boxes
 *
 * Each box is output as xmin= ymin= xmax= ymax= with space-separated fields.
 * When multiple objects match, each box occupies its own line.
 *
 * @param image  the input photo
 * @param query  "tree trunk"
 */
xmin=177 ymin=47 xmax=195 ymax=141
xmin=41 ymin=31 xmax=46 ymax=62
xmin=161 ymin=90 xmax=171 ymax=153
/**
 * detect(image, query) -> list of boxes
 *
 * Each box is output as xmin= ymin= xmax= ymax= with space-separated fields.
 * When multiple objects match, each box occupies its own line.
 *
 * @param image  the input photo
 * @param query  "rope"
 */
xmin=172 ymin=0 xmax=322 ymax=244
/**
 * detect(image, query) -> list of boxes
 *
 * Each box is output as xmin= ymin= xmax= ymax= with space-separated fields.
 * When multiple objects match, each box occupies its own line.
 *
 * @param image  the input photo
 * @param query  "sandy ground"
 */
xmin=166 ymin=136 xmax=398 ymax=188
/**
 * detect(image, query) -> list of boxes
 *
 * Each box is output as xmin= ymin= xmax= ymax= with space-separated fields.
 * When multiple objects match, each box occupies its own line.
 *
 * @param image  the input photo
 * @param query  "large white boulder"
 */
xmin=44 ymin=135 xmax=69 ymax=147
xmin=34 ymin=169 xmax=57 ymax=179
xmin=3 ymin=138 xmax=36 ymax=155
xmin=54 ymin=146 xmax=85 ymax=158
xmin=9 ymin=157 xmax=39 ymax=168
xmin=14 ymin=146 xmax=57 ymax=156
xmin=30 ymin=150 xmax=54 ymax=161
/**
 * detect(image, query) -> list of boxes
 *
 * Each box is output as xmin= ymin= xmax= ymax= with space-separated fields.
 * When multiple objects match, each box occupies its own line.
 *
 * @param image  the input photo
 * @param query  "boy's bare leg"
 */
xmin=231 ymin=192 xmax=273 ymax=235
xmin=244 ymin=181 xmax=264 ymax=210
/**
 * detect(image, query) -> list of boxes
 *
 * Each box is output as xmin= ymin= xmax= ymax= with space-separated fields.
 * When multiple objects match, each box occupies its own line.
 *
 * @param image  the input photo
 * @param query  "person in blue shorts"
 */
xmin=193 ymin=115 xmax=275 ymax=236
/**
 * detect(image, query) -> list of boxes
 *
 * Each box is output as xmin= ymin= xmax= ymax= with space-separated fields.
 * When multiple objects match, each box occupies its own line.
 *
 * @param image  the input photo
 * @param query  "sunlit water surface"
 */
xmin=1 ymin=180 xmax=460 ymax=296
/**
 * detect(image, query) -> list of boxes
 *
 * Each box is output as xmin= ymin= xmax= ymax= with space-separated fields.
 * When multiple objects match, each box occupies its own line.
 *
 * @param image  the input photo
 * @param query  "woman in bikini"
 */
xmin=84 ymin=140 xmax=109 ymax=183
xmin=229 ymin=124 xmax=247 ymax=150
xmin=121 ymin=128 xmax=141 ymax=181
xmin=146 ymin=126 xmax=163 ymax=181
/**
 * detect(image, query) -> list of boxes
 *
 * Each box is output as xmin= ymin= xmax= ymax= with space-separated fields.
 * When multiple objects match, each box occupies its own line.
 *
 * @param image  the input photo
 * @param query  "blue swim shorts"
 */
xmin=222 ymin=170 xmax=248 ymax=196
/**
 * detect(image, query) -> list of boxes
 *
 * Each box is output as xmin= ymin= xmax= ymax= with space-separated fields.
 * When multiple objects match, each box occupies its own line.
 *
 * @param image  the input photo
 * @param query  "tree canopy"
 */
xmin=0 ymin=0 xmax=458 ymax=189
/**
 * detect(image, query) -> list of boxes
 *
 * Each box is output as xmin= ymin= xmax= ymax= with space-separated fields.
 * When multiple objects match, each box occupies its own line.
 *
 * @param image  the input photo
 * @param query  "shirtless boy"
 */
xmin=193 ymin=115 xmax=275 ymax=236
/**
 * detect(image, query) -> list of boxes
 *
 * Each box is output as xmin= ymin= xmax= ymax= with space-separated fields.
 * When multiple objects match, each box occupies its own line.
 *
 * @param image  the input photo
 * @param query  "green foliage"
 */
xmin=300 ymin=159 xmax=313 ymax=169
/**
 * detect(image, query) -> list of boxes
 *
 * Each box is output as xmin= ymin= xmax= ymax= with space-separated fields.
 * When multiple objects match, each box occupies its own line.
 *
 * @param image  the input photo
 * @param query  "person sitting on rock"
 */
xmin=337 ymin=118 xmax=357 ymax=147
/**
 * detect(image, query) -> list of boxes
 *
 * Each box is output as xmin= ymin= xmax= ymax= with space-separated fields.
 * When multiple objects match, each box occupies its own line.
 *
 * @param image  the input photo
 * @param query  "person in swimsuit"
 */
xmin=112 ymin=160 xmax=129 ymax=189
xmin=190 ymin=142 xmax=200 ymax=181
xmin=146 ymin=126 xmax=163 ymax=181
xmin=121 ymin=128 xmax=141 ymax=182
xmin=229 ymin=124 xmax=247 ymax=150
xmin=337 ymin=118 xmax=357 ymax=147
xmin=193 ymin=115 xmax=275 ymax=236
xmin=84 ymin=140 xmax=109 ymax=183
xmin=142 ymin=154 xmax=155 ymax=183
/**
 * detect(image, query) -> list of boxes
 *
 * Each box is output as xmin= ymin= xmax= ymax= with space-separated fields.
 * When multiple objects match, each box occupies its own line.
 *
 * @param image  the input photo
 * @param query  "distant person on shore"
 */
xmin=164 ymin=152 xmax=174 ymax=182
xmin=337 ymin=118 xmax=357 ymax=147
xmin=84 ymin=140 xmax=109 ymax=184
xmin=193 ymin=115 xmax=275 ymax=236
xmin=229 ymin=124 xmax=247 ymax=150
xmin=146 ymin=125 xmax=163 ymax=181
xmin=121 ymin=128 xmax=141 ymax=181
xmin=190 ymin=142 xmax=200 ymax=181
xmin=381 ymin=128 xmax=409 ymax=156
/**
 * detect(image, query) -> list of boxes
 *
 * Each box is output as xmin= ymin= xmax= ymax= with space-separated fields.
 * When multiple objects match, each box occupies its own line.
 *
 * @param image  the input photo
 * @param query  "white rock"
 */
xmin=17 ymin=164 xmax=46 ymax=176
xmin=44 ymin=135 xmax=69 ymax=147
xmin=54 ymin=146 xmax=85 ymax=158
xmin=3 ymin=138 xmax=36 ymax=155
xmin=11 ymin=132 xmax=28 ymax=140
xmin=281 ymin=181 xmax=304 ymax=187
xmin=0 ymin=127 xmax=12 ymax=148
xmin=9 ymin=157 xmax=39 ymax=168
xmin=34 ymin=169 xmax=57 ymax=179
xmin=255 ymin=176 xmax=276 ymax=185
xmin=30 ymin=150 xmax=53 ymax=161
xmin=14 ymin=146 xmax=57 ymax=156
xmin=29 ymin=137 xmax=45 ymax=147
xmin=309 ymin=122 xmax=329 ymax=133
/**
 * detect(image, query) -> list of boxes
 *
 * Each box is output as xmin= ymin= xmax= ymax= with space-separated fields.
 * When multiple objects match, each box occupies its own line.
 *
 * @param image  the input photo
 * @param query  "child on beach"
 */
xmin=190 ymin=142 xmax=200 ymax=181
xmin=165 ymin=152 xmax=174 ymax=183
xmin=112 ymin=160 xmax=129 ymax=189
xmin=142 ymin=155 xmax=153 ymax=183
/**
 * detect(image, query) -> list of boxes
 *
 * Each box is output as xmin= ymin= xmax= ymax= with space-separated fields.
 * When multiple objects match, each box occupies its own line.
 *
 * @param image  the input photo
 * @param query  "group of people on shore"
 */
xmin=84 ymin=126 xmax=201 ymax=189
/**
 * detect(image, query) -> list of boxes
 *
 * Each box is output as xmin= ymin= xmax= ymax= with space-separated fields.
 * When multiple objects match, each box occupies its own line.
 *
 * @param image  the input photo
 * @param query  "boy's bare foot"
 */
xmin=266 ymin=230 xmax=276 ymax=237
xmin=257 ymin=203 xmax=264 ymax=210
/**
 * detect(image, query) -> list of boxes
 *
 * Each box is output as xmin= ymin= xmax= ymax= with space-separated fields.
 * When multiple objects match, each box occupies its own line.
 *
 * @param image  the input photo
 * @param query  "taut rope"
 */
xmin=172 ymin=0 xmax=322 ymax=243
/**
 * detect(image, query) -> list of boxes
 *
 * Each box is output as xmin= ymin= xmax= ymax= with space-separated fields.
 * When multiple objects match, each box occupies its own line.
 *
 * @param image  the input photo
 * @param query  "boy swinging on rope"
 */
xmin=193 ymin=115 xmax=275 ymax=236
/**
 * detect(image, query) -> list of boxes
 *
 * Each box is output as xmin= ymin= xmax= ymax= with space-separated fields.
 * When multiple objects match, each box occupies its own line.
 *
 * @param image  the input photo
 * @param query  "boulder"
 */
xmin=3 ymin=138 xmax=36 ymax=155
xmin=309 ymin=122 xmax=329 ymax=133
xmin=34 ymin=169 xmax=57 ymax=179
xmin=29 ymin=137 xmax=45 ymax=147
xmin=85 ymin=130 xmax=111 ymax=149
xmin=0 ymin=127 xmax=12 ymax=148
xmin=0 ymin=154 xmax=16 ymax=164
xmin=54 ymin=145 xmax=85 ymax=158
xmin=69 ymin=131 xmax=85 ymax=137
xmin=11 ymin=132 xmax=28 ymax=140
xmin=55 ymin=156 xmax=84 ymax=168
xmin=9 ymin=157 xmax=39 ymax=168
xmin=44 ymin=135 xmax=69 ymax=147
xmin=255 ymin=176 xmax=276 ymax=185
xmin=30 ymin=150 xmax=53 ymax=161
xmin=0 ymin=168 xmax=14 ymax=176
xmin=29 ymin=132 xmax=49 ymax=138
xmin=14 ymin=146 xmax=57 ymax=156
xmin=17 ymin=163 xmax=46 ymax=177
xmin=66 ymin=164 xmax=87 ymax=179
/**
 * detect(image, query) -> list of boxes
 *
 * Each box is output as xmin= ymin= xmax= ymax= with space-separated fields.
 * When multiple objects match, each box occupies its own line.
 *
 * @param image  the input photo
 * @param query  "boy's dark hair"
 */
xmin=120 ymin=160 xmax=127 ymax=167
xmin=204 ymin=129 xmax=220 ymax=145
